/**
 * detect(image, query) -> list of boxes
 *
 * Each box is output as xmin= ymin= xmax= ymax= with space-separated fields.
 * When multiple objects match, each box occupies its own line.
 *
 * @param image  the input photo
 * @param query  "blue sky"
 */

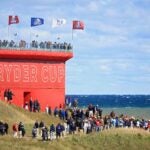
xmin=0 ymin=0 xmax=150 ymax=94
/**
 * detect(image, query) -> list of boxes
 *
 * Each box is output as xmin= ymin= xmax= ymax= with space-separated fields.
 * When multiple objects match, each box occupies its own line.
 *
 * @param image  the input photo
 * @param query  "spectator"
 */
xmin=29 ymin=98 xmax=33 ymax=112
xmin=12 ymin=122 xmax=18 ymax=138
xmin=39 ymin=121 xmax=44 ymax=136
xmin=4 ymin=122 xmax=9 ymax=134
xmin=4 ymin=89 xmax=8 ymax=101
xmin=56 ymin=123 xmax=62 ymax=139
xmin=7 ymin=89 xmax=14 ymax=103
xmin=45 ymin=105 xmax=49 ymax=114
xmin=0 ymin=121 xmax=5 ymax=135
xmin=32 ymin=126 xmax=37 ymax=138
xmin=18 ymin=122 xmax=25 ymax=138
xmin=42 ymin=126 xmax=48 ymax=141
xmin=24 ymin=101 xmax=29 ymax=110
xmin=50 ymin=124 xmax=56 ymax=140
xmin=34 ymin=120 xmax=39 ymax=137
xmin=48 ymin=106 xmax=52 ymax=115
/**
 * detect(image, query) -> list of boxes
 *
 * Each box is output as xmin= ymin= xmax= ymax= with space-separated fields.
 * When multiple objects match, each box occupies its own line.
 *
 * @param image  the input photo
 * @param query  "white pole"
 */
xmin=8 ymin=25 xmax=10 ymax=41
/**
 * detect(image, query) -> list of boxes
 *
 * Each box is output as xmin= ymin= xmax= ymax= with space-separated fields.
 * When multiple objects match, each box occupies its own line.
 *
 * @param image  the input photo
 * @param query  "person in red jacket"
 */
xmin=12 ymin=122 xmax=18 ymax=138
xmin=148 ymin=120 xmax=150 ymax=132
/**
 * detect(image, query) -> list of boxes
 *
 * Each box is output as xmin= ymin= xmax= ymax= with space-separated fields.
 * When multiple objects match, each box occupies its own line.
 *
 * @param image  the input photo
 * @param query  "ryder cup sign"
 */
xmin=0 ymin=63 xmax=64 ymax=86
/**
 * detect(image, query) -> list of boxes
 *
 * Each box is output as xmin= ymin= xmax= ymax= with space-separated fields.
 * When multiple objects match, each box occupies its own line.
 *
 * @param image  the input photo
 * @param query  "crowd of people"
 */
xmin=24 ymin=99 xmax=41 ymax=112
xmin=0 ymin=39 xmax=72 ymax=51
xmin=0 ymin=101 xmax=150 ymax=141
xmin=29 ymin=103 xmax=150 ymax=141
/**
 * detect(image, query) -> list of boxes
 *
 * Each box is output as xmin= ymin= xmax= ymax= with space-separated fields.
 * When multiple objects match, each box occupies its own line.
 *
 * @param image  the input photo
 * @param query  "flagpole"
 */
xmin=29 ymin=27 xmax=32 ymax=48
xmin=72 ymin=29 xmax=74 ymax=40
xmin=8 ymin=25 xmax=9 ymax=40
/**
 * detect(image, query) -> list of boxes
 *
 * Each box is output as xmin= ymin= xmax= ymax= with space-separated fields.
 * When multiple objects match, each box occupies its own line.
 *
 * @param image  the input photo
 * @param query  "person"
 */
xmin=72 ymin=99 xmax=78 ymax=108
xmin=56 ymin=123 xmax=62 ymax=139
xmin=24 ymin=101 xmax=29 ymax=110
xmin=42 ymin=126 xmax=48 ymax=141
xmin=50 ymin=124 xmax=56 ymax=141
xmin=4 ymin=122 xmax=9 ymax=134
xmin=7 ymin=89 xmax=14 ymax=103
xmin=32 ymin=126 xmax=37 ymax=138
xmin=0 ymin=121 xmax=5 ymax=135
xmin=48 ymin=106 xmax=52 ymax=115
xmin=54 ymin=107 xmax=59 ymax=117
xmin=148 ymin=120 xmax=150 ymax=132
xmin=4 ymin=89 xmax=8 ymax=101
xmin=29 ymin=98 xmax=33 ymax=112
xmin=70 ymin=121 xmax=76 ymax=134
xmin=39 ymin=121 xmax=44 ymax=136
xmin=65 ymin=98 xmax=69 ymax=107
xmin=12 ymin=122 xmax=18 ymax=138
xmin=34 ymin=120 xmax=39 ymax=137
xmin=18 ymin=122 xmax=25 ymax=138
xmin=45 ymin=105 xmax=49 ymax=114
xmin=60 ymin=124 xmax=65 ymax=137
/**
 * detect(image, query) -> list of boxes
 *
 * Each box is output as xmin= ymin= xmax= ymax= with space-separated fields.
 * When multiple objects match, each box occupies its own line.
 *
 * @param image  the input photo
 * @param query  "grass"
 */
xmin=0 ymin=100 xmax=150 ymax=150
xmin=0 ymin=100 xmax=62 ymax=135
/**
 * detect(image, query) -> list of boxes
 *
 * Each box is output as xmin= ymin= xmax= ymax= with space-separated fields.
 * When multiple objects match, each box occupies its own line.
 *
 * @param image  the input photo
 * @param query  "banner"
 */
xmin=31 ymin=18 xmax=44 ymax=27
xmin=52 ymin=19 xmax=66 ymax=28
xmin=72 ymin=20 xmax=84 ymax=30
xmin=8 ymin=16 xmax=19 ymax=25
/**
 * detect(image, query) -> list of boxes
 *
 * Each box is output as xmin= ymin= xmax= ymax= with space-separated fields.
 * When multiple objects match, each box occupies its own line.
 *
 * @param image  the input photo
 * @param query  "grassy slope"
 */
xmin=0 ymin=100 xmax=150 ymax=150
xmin=0 ymin=100 xmax=61 ymax=135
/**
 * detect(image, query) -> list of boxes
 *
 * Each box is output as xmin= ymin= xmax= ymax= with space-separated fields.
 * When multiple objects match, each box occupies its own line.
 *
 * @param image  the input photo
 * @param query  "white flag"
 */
xmin=52 ymin=19 xmax=66 ymax=28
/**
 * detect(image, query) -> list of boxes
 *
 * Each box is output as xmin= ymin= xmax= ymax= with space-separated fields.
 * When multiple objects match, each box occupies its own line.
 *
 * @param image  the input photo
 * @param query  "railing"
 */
xmin=0 ymin=40 xmax=73 ymax=52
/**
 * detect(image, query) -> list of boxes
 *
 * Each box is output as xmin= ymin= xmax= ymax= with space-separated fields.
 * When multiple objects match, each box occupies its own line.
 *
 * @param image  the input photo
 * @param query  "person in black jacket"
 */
xmin=39 ymin=121 xmax=44 ymax=136
xmin=29 ymin=98 xmax=33 ymax=112
xmin=18 ymin=122 xmax=25 ymax=138
xmin=0 ymin=121 xmax=5 ymax=135
xmin=7 ymin=89 xmax=14 ymax=103
xmin=50 ymin=124 xmax=56 ymax=140
xmin=34 ymin=120 xmax=39 ymax=137
xmin=4 ymin=122 xmax=9 ymax=134
xmin=56 ymin=123 xmax=62 ymax=139
xmin=42 ymin=126 xmax=48 ymax=141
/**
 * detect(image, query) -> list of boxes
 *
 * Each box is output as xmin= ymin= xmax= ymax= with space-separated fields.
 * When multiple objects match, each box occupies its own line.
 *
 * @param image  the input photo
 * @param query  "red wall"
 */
xmin=0 ymin=60 xmax=66 ymax=111
xmin=0 ymin=49 xmax=73 ymax=111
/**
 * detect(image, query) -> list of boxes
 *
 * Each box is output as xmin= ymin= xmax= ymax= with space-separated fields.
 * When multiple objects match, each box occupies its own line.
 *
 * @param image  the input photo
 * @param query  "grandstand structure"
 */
xmin=0 ymin=40 xmax=73 ymax=110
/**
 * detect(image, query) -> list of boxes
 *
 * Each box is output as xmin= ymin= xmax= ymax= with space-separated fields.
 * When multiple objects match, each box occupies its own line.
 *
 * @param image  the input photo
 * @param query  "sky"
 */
xmin=0 ymin=0 xmax=150 ymax=94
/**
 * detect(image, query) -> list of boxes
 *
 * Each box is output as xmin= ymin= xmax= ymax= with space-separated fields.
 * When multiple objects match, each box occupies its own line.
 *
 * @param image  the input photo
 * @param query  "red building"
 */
xmin=0 ymin=41 xmax=73 ymax=111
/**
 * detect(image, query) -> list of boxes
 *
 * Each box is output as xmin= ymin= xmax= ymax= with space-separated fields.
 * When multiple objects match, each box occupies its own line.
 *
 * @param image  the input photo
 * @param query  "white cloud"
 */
xmin=87 ymin=1 xmax=99 ymax=12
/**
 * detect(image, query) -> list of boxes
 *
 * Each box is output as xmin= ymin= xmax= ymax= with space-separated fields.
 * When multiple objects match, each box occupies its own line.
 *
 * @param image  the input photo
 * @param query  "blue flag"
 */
xmin=31 ymin=18 xmax=44 ymax=27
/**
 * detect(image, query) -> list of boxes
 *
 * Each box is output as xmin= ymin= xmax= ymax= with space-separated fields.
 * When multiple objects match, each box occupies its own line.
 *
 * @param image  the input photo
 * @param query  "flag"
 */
xmin=8 ymin=16 xmax=19 ymax=25
xmin=31 ymin=18 xmax=44 ymax=27
xmin=52 ymin=18 xmax=66 ymax=28
xmin=72 ymin=20 xmax=84 ymax=30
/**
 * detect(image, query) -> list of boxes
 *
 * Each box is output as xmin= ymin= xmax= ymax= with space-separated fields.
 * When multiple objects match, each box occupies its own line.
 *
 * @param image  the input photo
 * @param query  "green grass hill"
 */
xmin=0 ymin=100 xmax=150 ymax=150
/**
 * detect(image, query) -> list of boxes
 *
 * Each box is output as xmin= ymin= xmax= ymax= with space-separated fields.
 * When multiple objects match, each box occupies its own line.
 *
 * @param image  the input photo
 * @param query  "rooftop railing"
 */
xmin=0 ymin=40 xmax=73 ymax=52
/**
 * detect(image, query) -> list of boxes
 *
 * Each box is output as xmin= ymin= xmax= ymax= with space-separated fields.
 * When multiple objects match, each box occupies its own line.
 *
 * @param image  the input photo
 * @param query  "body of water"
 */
xmin=66 ymin=95 xmax=150 ymax=119
xmin=66 ymin=95 xmax=150 ymax=108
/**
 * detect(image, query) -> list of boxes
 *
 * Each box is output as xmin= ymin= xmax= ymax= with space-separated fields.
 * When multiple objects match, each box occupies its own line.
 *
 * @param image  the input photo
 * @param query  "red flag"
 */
xmin=8 ymin=16 xmax=19 ymax=25
xmin=72 ymin=20 xmax=84 ymax=30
